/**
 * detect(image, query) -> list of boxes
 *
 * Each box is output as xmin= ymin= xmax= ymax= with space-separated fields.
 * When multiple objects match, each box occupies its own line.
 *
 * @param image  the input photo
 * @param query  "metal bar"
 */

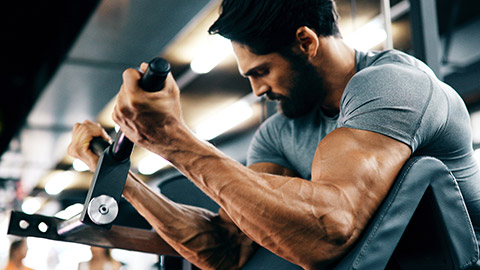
xmin=8 ymin=211 xmax=178 ymax=255
xmin=390 ymin=0 xmax=410 ymax=21
xmin=381 ymin=0 xmax=394 ymax=50
xmin=57 ymin=213 xmax=85 ymax=235
xmin=409 ymin=0 xmax=442 ymax=79
xmin=441 ymin=0 xmax=461 ymax=64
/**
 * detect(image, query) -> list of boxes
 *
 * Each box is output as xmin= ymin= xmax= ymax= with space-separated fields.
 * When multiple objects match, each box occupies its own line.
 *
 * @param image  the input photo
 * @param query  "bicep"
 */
xmin=248 ymin=162 xmax=299 ymax=177
xmin=312 ymin=127 xmax=411 ymax=229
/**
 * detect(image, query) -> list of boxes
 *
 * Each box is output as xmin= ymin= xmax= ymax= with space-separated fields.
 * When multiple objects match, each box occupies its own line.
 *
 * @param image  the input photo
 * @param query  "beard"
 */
xmin=270 ymin=52 xmax=326 ymax=118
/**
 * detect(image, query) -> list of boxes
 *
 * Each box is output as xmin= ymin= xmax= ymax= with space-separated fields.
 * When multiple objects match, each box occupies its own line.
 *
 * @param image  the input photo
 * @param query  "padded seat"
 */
xmin=158 ymin=156 xmax=479 ymax=269
xmin=334 ymin=156 xmax=479 ymax=269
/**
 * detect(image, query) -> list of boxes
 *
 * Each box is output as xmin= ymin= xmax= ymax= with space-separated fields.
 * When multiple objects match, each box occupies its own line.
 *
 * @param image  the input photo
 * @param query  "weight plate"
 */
xmin=87 ymin=195 xmax=118 ymax=225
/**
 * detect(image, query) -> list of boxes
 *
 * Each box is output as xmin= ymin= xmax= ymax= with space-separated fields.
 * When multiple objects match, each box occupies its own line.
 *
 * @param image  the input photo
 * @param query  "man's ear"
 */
xmin=295 ymin=26 xmax=319 ymax=58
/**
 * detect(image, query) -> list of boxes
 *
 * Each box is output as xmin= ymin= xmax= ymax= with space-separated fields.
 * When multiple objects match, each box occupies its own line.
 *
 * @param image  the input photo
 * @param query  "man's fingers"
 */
xmin=139 ymin=62 xmax=148 ymax=73
xmin=122 ymin=68 xmax=142 ymax=94
xmin=69 ymin=120 xmax=111 ymax=171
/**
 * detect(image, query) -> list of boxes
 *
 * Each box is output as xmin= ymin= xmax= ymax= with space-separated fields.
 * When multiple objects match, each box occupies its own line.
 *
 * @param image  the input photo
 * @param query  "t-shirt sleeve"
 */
xmin=339 ymin=63 xmax=433 ymax=149
xmin=247 ymin=114 xmax=293 ymax=169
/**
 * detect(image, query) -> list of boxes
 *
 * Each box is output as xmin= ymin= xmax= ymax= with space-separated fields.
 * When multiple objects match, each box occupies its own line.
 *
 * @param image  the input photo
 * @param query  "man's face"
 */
xmin=233 ymin=43 xmax=325 ymax=118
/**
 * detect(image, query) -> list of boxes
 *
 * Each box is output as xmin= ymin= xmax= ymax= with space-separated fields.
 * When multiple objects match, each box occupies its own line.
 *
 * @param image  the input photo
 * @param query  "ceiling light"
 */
xmin=72 ymin=159 xmax=89 ymax=172
xmin=344 ymin=20 xmax=387 ymax=51
xmin=190 ymin=35 xmax=233 ymax=74
xmin=470 ymin=111 xmax=480 ymax=144
xmin=21 ymin=197 xmax=43 ymax=214
xmin=137 ymin=153 xmax=170 ymax=175
xmin=55 ymin=203 xmax=84 ymax=220
xmin=44 ymin=171 xmax=75 ymax=195
xmin=474 ymin=149 xmax=480 ymax=165
xmin=195 ymin=100 xmax=253 ymax=140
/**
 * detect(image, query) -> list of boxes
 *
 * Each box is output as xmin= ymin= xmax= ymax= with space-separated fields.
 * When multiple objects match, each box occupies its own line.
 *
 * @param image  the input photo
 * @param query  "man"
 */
xmin=68 ymin=0 xmax=480 ymax=269
xmin=3 ymin=238 xmax=34 ymax=270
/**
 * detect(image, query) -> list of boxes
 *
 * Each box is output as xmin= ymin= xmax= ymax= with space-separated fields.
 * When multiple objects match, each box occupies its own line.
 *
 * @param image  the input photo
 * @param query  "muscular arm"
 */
xmin=131 ymin=123 xmax=410 ymax=268
xmin=68 ymin=121 xmax=284 ymax=269
xmin=70 ymin=122 xmax=409 ymax=269
xmin=111 ymin=67 xmax=411 ymax=268
xmin=122 ymin=171 xmax=257 ymax=269
xmin=121 ymin=158 xmax=300 ymax=269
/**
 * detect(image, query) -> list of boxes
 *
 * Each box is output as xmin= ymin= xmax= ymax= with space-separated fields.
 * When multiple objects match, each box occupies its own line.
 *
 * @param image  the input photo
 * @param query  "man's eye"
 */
xmin=255 ymin=70 xmax=268 ymax=77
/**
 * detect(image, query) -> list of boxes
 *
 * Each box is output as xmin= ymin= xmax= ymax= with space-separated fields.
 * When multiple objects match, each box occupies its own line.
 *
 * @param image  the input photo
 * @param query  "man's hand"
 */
xmin=67 ymin=120 xmax=111 ymax=171
xmin=112 ymin=63 xmax=187 ymax=155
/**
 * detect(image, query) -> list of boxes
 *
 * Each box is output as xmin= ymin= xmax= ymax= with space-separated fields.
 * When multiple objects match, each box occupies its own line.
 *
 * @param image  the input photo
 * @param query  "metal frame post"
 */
xmin=409 ymin=0 xmax=443 ymax=79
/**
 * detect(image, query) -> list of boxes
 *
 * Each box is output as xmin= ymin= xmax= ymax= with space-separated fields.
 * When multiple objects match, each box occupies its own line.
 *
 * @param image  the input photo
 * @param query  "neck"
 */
xmin=313 ymin=37 xmax=356 ymax=113
xmin=92 ymin=255 xmax=107 ymax=261
xmin=12 ymin=257 xmax=23 ymax=267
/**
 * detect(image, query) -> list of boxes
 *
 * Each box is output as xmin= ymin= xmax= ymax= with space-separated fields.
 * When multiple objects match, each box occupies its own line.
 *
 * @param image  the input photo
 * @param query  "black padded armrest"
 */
xmin=334 ymin=156 xmax=479 ymax=270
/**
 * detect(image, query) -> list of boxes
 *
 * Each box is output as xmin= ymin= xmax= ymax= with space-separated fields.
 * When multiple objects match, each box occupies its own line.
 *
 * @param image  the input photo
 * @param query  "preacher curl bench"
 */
xmin=157 ymin=156 xmax=479 ymax=269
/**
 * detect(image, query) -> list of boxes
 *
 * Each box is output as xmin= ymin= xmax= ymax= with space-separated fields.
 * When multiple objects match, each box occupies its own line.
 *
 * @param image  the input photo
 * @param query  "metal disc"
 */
xmin=87 ymin=195 xmax=118 ymax=225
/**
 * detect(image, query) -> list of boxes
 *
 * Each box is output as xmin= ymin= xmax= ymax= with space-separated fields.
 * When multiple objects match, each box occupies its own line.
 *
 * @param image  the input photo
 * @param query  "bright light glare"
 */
xmin=44 ymin=171 xmax=75 ymax=195
xmin=344 ymin=21 xmax=387 ymax=51
xmin=55 ymin=203 xmax=84 ymax=220
xmin=21 ymin=197 xmax=43 ymax=214
xmin=138 ymin=154 xmax=170 ymax=175
xmin=474 ymin=149 xmax=480 ymax=165
xmin=190 ymin=35 xmax=233 ymax=74
xmin=195 ymin=100 xmax=253 ymax=140
xmin=470 ymin=111 xmax=480 ymax=144
xmin=24 ymin=237 xmax=92 ymax=270
xmin=72 ymin=159 xmax=89 ymax=172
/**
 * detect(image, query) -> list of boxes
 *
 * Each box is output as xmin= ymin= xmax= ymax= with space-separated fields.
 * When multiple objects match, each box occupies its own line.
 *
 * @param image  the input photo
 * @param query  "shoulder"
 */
xmin=78 ymin=261 xmax=89 ymax=270
xmin=352 ymin=49 xmax=435 ymax=85
xmin=339 ymin=50 xmax=439 ymax=148
xmin=343 ymin=53 xmax=434 ymax=109
xmin=351 ymin=61 xmax=430 ymax=90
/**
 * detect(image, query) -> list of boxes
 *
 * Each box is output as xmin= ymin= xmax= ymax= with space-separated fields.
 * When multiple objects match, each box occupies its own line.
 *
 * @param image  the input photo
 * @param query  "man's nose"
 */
xmin=250 ymin=80 xmax=270 ymax=97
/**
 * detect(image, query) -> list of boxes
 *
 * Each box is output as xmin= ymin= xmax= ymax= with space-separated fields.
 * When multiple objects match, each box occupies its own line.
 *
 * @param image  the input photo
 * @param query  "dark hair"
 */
xmin=9 ymin=239 xmax=26 ymax=259
xmin=208 ymin=0 xmax=341 ymax=55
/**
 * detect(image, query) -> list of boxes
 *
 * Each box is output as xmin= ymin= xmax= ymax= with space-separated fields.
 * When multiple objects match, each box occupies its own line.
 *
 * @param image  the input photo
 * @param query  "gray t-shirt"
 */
xmin=247 ymin=49 xmax=480 ymax=240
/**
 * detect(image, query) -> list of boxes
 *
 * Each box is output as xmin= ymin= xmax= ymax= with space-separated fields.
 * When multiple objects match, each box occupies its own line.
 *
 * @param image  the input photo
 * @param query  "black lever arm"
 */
xmin=58 ymin=58 xmax=171 ymax=234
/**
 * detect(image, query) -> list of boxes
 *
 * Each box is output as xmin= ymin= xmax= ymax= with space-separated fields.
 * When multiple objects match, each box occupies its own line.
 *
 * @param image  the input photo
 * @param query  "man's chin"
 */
xmin=278 ymin=103 xmax=314 ymax=119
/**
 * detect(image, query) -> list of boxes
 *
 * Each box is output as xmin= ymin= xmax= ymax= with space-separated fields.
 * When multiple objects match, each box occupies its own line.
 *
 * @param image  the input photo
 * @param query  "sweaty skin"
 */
xmin=68 ymin=27 xmax=411 ymax=269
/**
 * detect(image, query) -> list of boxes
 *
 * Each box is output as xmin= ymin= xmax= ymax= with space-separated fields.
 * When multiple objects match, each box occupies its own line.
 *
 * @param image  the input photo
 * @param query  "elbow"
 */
xmin=320 ymin=209 xmax=356 ymax=246
xmin=299 ymin=211 xmax=356 ymax=269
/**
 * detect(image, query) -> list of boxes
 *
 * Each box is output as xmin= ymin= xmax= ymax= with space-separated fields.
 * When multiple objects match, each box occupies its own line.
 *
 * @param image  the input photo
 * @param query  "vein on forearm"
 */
xmin=123 ymin=172 xmax=256 ymax=269
xmin=158 ymin=132 xmax=357 ymax=266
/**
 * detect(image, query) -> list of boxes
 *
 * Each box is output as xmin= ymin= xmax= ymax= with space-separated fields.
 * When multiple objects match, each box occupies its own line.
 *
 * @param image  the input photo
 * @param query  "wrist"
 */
xmin=149 ymin=123 xmax=202 ymax=157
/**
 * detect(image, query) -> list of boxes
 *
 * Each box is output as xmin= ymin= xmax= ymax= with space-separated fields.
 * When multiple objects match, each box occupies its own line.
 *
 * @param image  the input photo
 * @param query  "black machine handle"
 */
xmin=90 ymin=137 xmax=110 ymax=156
xmin=91 ymin=57 xmax=171 ymax=159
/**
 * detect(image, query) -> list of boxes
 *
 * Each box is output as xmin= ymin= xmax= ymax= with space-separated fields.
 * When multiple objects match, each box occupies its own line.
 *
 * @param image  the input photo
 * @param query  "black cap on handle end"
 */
xmin=140 ymin=58 xmax=171 ymax=92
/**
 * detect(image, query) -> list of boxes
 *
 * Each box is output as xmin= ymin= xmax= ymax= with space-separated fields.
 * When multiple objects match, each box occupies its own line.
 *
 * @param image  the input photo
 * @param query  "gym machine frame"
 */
xmin=7 ymin=58 xmax=176 ymax=255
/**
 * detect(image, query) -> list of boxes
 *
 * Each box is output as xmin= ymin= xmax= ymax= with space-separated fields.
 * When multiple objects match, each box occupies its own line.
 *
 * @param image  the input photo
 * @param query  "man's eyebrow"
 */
xmin=241 ymin=64 xmax=268 ymax=77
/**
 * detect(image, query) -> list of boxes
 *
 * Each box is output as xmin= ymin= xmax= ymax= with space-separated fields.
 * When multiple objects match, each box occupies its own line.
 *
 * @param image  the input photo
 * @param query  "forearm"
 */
xmin=151 ymin=127 xmax=359 ymax=268
xmin=123 ymin=171 xmax=256 ymax=269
